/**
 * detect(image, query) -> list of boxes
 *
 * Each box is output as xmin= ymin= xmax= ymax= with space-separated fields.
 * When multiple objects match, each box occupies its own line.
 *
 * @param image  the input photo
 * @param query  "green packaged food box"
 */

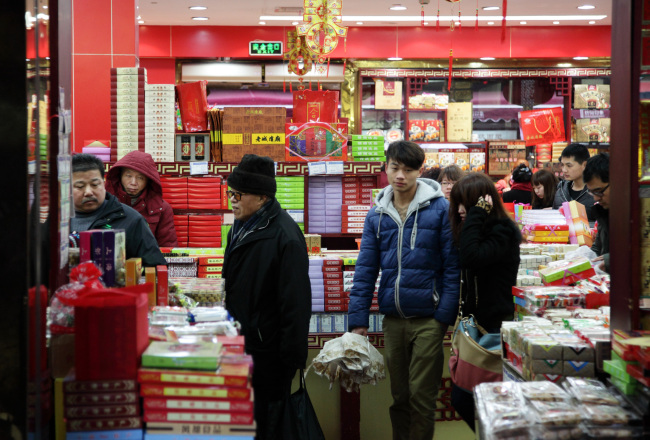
xmin=142 ymin=341 xmax=222 ymax=370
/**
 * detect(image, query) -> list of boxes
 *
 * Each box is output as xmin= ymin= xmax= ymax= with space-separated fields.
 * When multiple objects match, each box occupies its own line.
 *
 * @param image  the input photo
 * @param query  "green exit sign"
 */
xmin=249 ymin=41 xmax=283 ymax=56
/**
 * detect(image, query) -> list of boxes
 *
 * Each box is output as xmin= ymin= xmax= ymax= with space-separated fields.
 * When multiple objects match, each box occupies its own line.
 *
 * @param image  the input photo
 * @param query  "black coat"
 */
xmin=76 ymin=192 xmax=166 ymax=267
xmin=591 ymin=204 xmax=609 ymax=271
xmin=223 ymin=199 xmax=311 ymax=370
xmin=502 ymin=189 xmax=532 ymax=205
xmin=458 ymin=206 xmax=521 ymax=330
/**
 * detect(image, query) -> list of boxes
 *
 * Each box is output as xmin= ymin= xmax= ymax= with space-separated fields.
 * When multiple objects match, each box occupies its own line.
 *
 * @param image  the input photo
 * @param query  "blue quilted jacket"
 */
xmin=348 ymin=179 xmax=460 ymax=328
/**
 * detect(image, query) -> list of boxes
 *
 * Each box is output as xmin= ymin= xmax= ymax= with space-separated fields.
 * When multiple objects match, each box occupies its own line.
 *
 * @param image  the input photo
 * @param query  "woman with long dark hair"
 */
xmin=448 ymin=173 xmax=522 ymax=430
xmin=531 ymin=169 xmax=559 ymax=209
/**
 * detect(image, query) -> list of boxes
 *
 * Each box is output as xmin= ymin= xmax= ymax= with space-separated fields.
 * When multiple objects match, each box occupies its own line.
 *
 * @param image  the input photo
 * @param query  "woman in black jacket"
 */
xmin=448 ymin=173 xmax=522 ymax=430
xmin=502 ymin=163 xmax=533 ymax=205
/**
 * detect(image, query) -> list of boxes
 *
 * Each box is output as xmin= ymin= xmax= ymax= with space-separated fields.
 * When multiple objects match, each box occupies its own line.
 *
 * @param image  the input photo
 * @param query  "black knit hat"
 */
xmin=227 ymin=154 xmax=277 ymax=197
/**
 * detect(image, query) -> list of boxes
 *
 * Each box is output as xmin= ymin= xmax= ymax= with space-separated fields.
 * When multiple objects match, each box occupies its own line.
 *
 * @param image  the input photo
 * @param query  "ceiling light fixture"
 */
xmin=357 ymin=21 xmax=364 ymax=24
xmin=482 ymin=6 xmax=500 ymax=11
xmin=558 ymin=63 xmax=572 ymax=67
xmin=138 ymin=20 xmax=145 ymax=24
xmin=292 ymin=21 xmax=299 ymax=25
xmin=577 ymin=5 xmax=596 ymax=9
xmin=189 ymin=6 xmax=207 ymax=10
xmin=574 ymin=56 xmax=589 ymax=60
xmin=261 ymin=14 xmax=607 ymax=23
xmin=589 ymin=20 xmax=596 ymax=24
xmin=553 ymin=21 xmax=560 ymax=24
xmin=424 ymin=21 xmax=429 ymax=25
xmin=137 ymin=15 xmax=141 ymax=19
xmin=43 ymin=5 xmax=48 ymax=8
xmin=388 ymin=57 xmax=402 ymax=61
xmin=192 ymin=16 xmax=209 ymax=20
xmin=259 ymin=21 xmax=266 ymax=25
xmin=487 ymin=21 xmax=495 ymax=25
xmin=390 ymin=4 xmax=407 ymax=10
xmin=520 ymin=21 xmax=527 ymax=24
xmin=480 ymin=57 xmax=495 ymax=60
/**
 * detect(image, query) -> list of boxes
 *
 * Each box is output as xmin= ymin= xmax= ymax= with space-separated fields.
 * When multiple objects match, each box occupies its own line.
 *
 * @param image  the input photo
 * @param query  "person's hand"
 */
xmin=351 ymin=327 xmax=368 ymax=337
xmin=593 ymin=256 xmax=604 ymax=262
xmin=484 ymin=194 xmax=493 ymax=206
xmin=598 ymin=262 xmax=606 ymax=271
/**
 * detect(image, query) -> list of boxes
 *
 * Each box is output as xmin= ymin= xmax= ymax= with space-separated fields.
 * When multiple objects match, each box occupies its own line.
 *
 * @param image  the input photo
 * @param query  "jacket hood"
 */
xmin=375 ymin=178 xmax=444 ymax=210
xmin=105 ymin=151 xmax=162 ymax=196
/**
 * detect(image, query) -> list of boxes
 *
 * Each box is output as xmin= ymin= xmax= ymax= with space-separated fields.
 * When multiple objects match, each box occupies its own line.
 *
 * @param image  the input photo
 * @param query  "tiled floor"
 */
xmin=435 ymin=420 xmax=476 ymax=439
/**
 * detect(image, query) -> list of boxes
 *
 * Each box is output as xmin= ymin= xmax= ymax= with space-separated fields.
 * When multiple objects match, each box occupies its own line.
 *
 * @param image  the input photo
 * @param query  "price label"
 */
xmin=326 ymin=161 xmax=344 ymax=175
xmin=308 ymin=162 xmax=327 ymax=176
xmin=190 ymin=161 xmax=209 ymax=175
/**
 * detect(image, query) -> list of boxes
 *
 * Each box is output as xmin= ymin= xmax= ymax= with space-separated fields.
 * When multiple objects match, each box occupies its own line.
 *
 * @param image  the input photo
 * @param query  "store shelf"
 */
xmin=105 ymin=161 xmax=383 ymax=176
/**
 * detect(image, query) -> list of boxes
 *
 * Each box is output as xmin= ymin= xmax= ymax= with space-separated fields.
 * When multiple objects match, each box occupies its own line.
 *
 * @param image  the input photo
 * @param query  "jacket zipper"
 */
xmin=395 ymin=221 xmax=405 ymax=317
xmin=231 ymin=218 xmax=272 ymax=253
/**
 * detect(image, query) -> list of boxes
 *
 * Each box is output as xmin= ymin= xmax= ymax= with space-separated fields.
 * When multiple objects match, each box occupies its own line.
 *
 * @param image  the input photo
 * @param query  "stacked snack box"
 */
xmin=561 ymin=201 xmax=593 ymax=247
xmin=343 ymin=257 xmax=380 ymax=313
xmin=342 ymin=205 xmax=370 ymax=235
xmin=188 ymin=215 xmax=223 ymax=248
xmin=221 ymin=107 xmax=286 ymax=163
xmin=78 ymin=230 xmax=126 ymax=287
xmin=342 ymin=176 xmax=375 ymax=207
xmin=172 ymin=215 xmax=189 ymax=248
xmin=276 ymin=176 xmax=305 ymax=232
xmin=144 ymin=84 xmax=176 ymax=162
xmin=308 ymin=176 xmax=342 ymax=234
xmin=62 ymin=377 xmax=142 ymax=436
xmin=198 ymin=252 xmax=224 ymax=280
xmin=349 ymin=135 xmax=386 ymax=162
xmin=160 ymin=177 xmax=188 ymax=210
xmin=138 ymin=340 xmax=255 ymax=439
xmin=110 ymin=68 xmax=146 ymax=161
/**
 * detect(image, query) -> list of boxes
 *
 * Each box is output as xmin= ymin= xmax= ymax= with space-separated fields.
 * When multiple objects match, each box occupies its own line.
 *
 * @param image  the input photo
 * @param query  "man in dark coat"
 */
xmin=222 ymin=154 xmax=311 ymax=439
xmin=584 ymin=153 xmax=610 ymax=272
xmin=105 ymin=150 xmax=178 ymax=247
xmin=553 ymin=143 xmax=596 ymax=222
xmin=71 ymin=154 xmax=166 ymax=267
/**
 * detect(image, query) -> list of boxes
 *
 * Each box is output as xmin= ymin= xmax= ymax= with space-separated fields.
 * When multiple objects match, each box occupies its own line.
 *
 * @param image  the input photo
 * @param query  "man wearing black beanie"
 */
xmin=222 ymin=154 xmax=312 ymax=439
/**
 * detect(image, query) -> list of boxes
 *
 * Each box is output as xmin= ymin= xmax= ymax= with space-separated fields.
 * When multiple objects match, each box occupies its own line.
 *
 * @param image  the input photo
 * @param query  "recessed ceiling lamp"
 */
xmin=43 ymin=5 xmax=48 ymax=8
xmin=357 ymin=21 xmax=364 ymax=24
xmin=137 ymin=15 xmax=141 ymax=19
xmin=390 ymin=4 xmax=407 ymax=10
xmin=388 ymin=57 xmax=402 ymax=60
xmin=482 ymin=6 xmax=500 ymax=10
xmin=574 ymin=56 xmax=589 ymax=60
xmin=589 ymin=20 xmax=596 ymax=24
xmin=424 ymin=21 xmax=429 ymax=25
xmin=480 ymin=57 xmax=495 ymax=60
xmin=487 ymin=21 xmax=495 ymax=25
xmin=520 ymin=21 xmax=527 ymax=24
xmin=138 ymin=20 xmax=145 ymax=24
xmin=259 ymin=21 xmax=266 ymax=25
xmin=577 ymin=5 xmax=596 ymax=9
xmin=558 ymin=63 xmax=572 ymax=67
xmin=192 ymin=17 xmax=209 ymax=20
xmin=553 ymin=21 xmax=560 ymax=24
xmin=189 ymin=6 xmax=207 ymax=10
xmin=291 ymin=21 xmax=299 ymax=25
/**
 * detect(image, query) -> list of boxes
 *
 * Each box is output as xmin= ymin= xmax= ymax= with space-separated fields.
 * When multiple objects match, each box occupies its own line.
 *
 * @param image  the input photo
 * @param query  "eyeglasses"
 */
xmin=441 ymin=181 xmax=455 ymax=187
xmin=226 ymin=190 xmax=248 ymax=201
xmin=587 ymin=184 xmax=609 ymax=197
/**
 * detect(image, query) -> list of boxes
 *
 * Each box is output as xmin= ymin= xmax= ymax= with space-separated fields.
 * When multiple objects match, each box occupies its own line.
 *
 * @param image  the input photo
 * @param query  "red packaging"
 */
xmin=292 ymin=90 xmax=339 ymax=123
xmin=72 ymin=285 xmax=150 ymax=381
xmin=156 ymin=266 xmax=168 ymax=307
xmin=140 ymin=383 xmax=251 ymax=400
xmin=63 ymin=378 xmax=137 ymax=394
xmin=325 ymin=286 xmax=344 ymax=293
xmin=188 ymin=241 xmax=222 ymax=248
xmin=66 ymin=417 xmax=142 ymax=432
xmin=29 ymin=286 xmax=48 ymax=379
xmin=65 ymin=403 xmax=140 ymax=418
xmin=323 ymin=258 xmax=342 ymax=266
xmin=144 ymin=410 xmax=253 ymax=425
xmin=176 ymin=80 xmax=209 ymax=132
xmin=198 ymin=257 xmax=225 ymax=265
xmin=324 ymin=305 xmax=347 ymax=312
xmin=143 ymin=397 xmax=253 ymax=413
xmin=518 ymin=107 xmax=566 ymax=146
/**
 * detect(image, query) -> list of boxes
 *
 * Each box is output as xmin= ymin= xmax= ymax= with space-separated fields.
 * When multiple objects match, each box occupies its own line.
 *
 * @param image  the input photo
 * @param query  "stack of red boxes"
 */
xmin=342 ymin=176 xmax=376 ymax=206
xmin=198 ymin=255 xmax=224 ymax=279
xmin=323 ymin=257 xmax=346 ymax=312
xmin=342 ymin=205 xmax=371 ymax=234
xmin=188 ymin=177 xmax=222 ymax=210
xmin=62 ymin=378 xmax=142 ymax=433
xmin=343 ymin=260 xmax=380 ymax=312
xmin=160 ymin=177 xmax=188 ymax=209
xmin=188 ymin=214 xmax=223 ymax=248
xmin=173 ymin=215 xmax=189 ymax=247
xmin=110 ymin=67 xmax=146 ymax=162
xmin=139 ymin=339 xmax=255 ymax=437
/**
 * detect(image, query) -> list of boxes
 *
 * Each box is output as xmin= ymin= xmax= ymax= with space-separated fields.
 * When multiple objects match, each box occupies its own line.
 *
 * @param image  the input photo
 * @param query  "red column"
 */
xmin=72 ymin=0 xmax=138 ymax=152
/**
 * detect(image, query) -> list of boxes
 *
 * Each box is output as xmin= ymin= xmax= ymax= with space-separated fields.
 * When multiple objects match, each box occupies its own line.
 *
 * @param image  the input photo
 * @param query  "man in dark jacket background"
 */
xmin=222 ymin=154 xmax=311 ymax=440
xmin=70 ymin=154 xmax=166 ymax=267
xmin=584 ymin=153 xmax=610 ymax=272
xmin=348 ymin=141 xmax=460 ymax=440
xmin=105 ymin=150 xmax=177 ymax=247
xmin=553 ymin=143 xmax=596 ymax=222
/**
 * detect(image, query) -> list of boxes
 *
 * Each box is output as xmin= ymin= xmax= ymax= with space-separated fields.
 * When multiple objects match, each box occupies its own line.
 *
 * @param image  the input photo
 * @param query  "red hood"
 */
xmin=105 ymin=150 xmax=162 ymax=196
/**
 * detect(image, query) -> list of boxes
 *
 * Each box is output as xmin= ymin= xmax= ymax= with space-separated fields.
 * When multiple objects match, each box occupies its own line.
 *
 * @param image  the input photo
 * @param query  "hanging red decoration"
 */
xmin=421 ymin=6 xmax=425 ymax=27
xmin=475 ymin=0 xmax=479 ymax=31
xmin=448 ymin=49 xmax=453 ymax=91
xmin=458 ymin=11 xmax=462 ymax=30
xmin=436 ymin=0 xmax=440 ymax=31
xmin=501 ymin=0 xmax=507 ymax=42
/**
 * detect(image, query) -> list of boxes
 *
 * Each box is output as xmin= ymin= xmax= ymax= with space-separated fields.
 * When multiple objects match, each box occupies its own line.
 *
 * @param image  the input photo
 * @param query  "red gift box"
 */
xmin=72 ymin=285 xmax=150 ymax=380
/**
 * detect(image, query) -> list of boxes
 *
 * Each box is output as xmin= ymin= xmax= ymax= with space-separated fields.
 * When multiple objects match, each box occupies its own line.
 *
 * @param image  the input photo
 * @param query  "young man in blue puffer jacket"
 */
xmin=348 ymin=141 xmax=460 ymax=440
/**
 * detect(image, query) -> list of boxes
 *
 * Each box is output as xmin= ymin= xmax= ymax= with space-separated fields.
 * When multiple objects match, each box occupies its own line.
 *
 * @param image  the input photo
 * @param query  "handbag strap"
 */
xmin=299 ymin=368 xmax=306 ymax=391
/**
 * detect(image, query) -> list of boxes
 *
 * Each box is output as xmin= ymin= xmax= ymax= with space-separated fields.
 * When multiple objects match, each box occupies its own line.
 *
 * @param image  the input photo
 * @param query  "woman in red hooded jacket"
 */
xmin=105 ymin=151 xmax=178 ymax=247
